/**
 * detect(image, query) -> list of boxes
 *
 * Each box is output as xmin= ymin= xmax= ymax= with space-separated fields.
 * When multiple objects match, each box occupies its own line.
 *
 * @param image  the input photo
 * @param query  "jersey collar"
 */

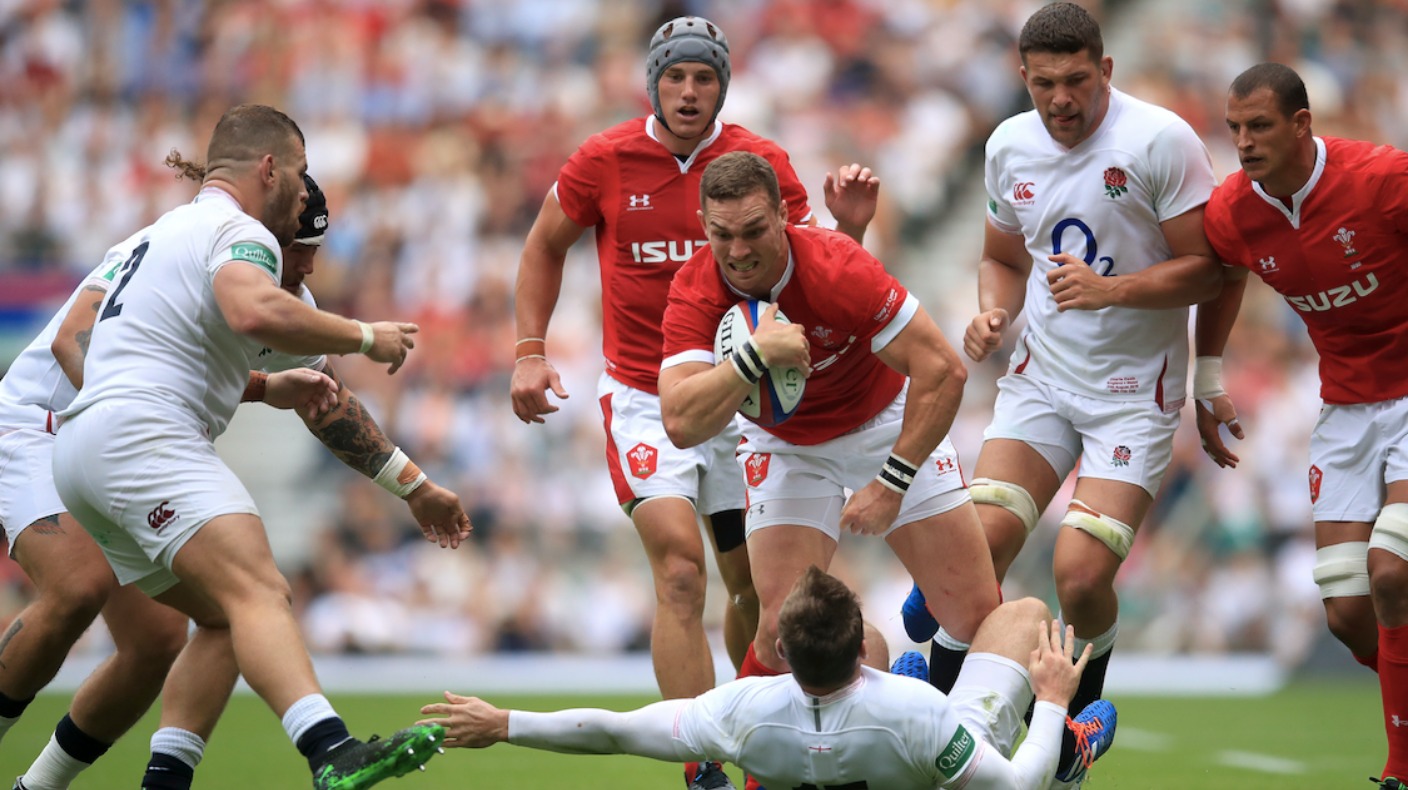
xmin=720 ymin=243 xmax=796 ymax=303
xmin=1249 ymin=136 xmax=1326 ymax=230
xmin=645 ymin=115 xmax=724 ymax=174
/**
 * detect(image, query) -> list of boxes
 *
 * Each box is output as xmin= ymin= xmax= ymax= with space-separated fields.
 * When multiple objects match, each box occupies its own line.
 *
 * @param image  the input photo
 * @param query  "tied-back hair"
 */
xmin=1230 ymin=62 xmax=1310 ymax=118
xmin=205 ymin=103 xmax=305 ymax=174
xmin=699 ymin=151 xmax=781 ymax=211
xmin=164 ymin=149 xmax=207 ymax=182
xmin=777 ymin=566 xmax=864 ymax=690
xmin=1019 ymin=2 xmax=1104 ymax=62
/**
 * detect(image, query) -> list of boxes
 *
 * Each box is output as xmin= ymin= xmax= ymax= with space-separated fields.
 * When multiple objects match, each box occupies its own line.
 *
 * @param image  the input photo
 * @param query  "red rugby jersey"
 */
xmin=661 ymin=225 xmax=911 ymax=445
xmin=555 ymin=118 xmax=812 ymax=393
xmin=1204 ymin=136 xmax=1408 ymax=404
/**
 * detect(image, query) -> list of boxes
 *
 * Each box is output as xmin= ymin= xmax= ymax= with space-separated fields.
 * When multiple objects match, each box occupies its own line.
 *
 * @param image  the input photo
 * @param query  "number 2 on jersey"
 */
xmin=100 ymin=241 xmax=149 ymax=321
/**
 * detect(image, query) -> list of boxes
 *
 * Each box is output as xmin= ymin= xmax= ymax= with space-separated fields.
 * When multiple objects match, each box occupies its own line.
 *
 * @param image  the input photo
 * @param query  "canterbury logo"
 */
xmin=147 ymin=500 xmax=177 ymax=533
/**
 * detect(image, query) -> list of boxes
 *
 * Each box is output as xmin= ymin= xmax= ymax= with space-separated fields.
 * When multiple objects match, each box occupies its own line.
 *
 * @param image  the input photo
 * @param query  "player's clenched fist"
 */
xmin=963 ymin=308 xmax=1009 ymax=362
xmin=365 ymin=321 xmax=419 ymax=374
xmin=752 ymin=303 xmax=811 ymax=375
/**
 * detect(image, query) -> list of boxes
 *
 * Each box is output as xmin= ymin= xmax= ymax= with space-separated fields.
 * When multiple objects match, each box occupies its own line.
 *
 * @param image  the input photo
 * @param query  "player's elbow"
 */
xmin=1191 ymin=258 xmax=1225 ymax=304
xmin=662 ymin=411 xmax=705 ymax=449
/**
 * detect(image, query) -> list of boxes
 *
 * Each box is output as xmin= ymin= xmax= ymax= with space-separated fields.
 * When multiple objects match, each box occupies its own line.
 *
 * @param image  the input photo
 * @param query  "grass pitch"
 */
xmin=0 ymin=676 xmax=1381 ymax=788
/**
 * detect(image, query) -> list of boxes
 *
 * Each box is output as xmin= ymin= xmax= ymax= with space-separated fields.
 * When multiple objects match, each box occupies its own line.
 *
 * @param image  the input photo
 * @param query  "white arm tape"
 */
xmin=374 ymin=447 xmax=427 ymax=499
xmin=1193 ymin=356 xmax=1225 ymax=401
xmin=356 ymin=320 xmax=375 ymax=355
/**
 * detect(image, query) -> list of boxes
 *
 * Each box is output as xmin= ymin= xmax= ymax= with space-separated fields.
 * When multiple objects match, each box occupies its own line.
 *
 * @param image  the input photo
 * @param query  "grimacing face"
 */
xmin=1021 ymin=49 xmax=1113 ymax=148
xmin=698 ymin=188 xmax=789 ymax=298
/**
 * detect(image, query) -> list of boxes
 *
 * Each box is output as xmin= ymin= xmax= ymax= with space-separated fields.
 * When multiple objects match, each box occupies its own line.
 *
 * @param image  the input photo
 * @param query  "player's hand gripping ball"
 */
xmin=714 ymin=299 xmax=805 ymax=427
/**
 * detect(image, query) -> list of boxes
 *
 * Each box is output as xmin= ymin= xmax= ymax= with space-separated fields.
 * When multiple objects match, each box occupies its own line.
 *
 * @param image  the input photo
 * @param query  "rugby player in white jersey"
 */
xmin=419 ymin=565 xmax=1117 ymax=790
xmin=901 ymin=5 xmax=1220 ymax=785
xmin=49 ymin=105 xmax=468 ymax=790
xmin=0 ymin=235 xmax=190 ymax=789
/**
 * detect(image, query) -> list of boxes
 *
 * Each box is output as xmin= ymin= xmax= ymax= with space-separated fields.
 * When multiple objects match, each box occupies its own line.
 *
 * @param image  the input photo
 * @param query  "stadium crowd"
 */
xmin=1 ymin=0 xmax=1406 ymax=669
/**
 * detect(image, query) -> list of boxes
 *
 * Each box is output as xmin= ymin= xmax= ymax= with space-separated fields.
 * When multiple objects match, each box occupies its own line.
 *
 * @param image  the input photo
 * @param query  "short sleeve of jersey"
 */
xmin=257 ymin=286 xmax=329 ymax=373
xmin=1145 ymin=120 xmax=1216 ymax=221
xmin=1370 ymin=145 xmax=1408 ymax=236
xmin=208 ymin=215 xmax=282 ymax=286
xmin=555 ymin=135 xmax=608 ymax=228
xmin=759 ymin=143 xmax=813 ymax=225
xmin=660 ymin=255 xmax=728 ymax=367
xmin=833 ymin=241 xmax=912 ymax=348
xmin=983 ymin=122 xmax=1023 ymax=234
xmin=1203 ymin=184 xmax=1251 ymax=271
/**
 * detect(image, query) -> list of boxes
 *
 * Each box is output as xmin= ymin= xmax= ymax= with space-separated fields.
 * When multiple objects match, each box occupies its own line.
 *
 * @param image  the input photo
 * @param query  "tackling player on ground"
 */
xmin=419 ymin=565 xmax=1117 ymax=790
xmin=1196 ymin=62 xmax=1408 ymax=790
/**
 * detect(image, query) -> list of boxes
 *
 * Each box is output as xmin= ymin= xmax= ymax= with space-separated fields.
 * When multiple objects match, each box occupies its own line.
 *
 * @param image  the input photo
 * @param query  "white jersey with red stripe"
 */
xmin=59 ymin=186 xmax=286 ymax=439
xmin=984 ymin=88 xmax=1215 ymax=408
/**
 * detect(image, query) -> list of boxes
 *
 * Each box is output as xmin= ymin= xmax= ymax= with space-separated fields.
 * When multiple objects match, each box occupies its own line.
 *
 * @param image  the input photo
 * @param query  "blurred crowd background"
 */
xmin=2 ymin=0 xmax=1407 ymax=673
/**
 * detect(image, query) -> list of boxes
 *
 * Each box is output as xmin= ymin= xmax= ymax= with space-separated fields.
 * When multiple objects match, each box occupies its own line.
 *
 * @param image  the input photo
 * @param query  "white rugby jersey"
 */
xmin=0 ymin=233 xmax=134 ymax=430
xmin=985 ymin=88 xmax=1215 ymax=408
xmin=510 ymin=666 xmax=1067 ymax=789
xmin=61 ymin=187 xmax=287 ymax=438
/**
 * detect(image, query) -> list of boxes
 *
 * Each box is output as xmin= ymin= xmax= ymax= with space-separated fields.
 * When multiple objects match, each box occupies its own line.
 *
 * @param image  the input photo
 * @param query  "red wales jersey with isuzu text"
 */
xmin=1204 ymin=136 xmax=1408 ymax=404
xmin=661 ymin=225 xmax=914 ymax=446
xmin=554 ymin=117 xmax=812 ymax=394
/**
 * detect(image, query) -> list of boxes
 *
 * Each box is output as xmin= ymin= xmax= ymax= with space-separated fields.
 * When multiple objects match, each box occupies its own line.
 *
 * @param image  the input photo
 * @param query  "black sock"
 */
xmin=55 ymin=713 xmax=111 ymax=763
xmin=142 ymin=753 xmax=194 ymax=790
xmin=0 ymin=690 xmax=33 ymax=719
xmin=1056 ymin=648 xmax=1113 ymax=774
xmin=299 ymin=716 xmax=354 ymax=771
xmin=927 ymin=639 xmax=968 ymax=695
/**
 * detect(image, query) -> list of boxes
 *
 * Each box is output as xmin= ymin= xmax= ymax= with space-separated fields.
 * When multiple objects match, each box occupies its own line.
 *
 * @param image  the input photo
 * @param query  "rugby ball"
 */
xmin=714 ymin=299 xmax=806 ymax=427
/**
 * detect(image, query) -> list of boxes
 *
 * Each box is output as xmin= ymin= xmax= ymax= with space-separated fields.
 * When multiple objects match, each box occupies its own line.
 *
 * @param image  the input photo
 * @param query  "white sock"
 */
xmin=1065 ymin=619 xmax=1119 ymax=659
xmin=18 ymin=733 xmax=88 ymax=790
xmin=934 ymin=625 xmax=971 ymax=652
xmin=281 ymin=694 xmax=341 ymax=747
xmin=149 ymin=727 xmax=206 ymax=769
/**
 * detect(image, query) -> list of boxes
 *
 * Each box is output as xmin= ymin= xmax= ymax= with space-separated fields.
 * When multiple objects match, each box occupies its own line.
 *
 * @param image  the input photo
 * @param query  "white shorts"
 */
xmin=597 ymin=373 xmax=746 ymax=514
xmin=737 ymin=386 xmax=969 ymax=539
xmin=949 ymin=653 xmax=1033 ymax=759
xmin=51 ymin=399 xmax=260 ymax=596
xmin=1309 ymin=398 xmax=1408 ymax=522
xmin=0 ymin=427 xmax=66 ymax=555
xmin=984 ymin=374 xmax=1180 ymax=497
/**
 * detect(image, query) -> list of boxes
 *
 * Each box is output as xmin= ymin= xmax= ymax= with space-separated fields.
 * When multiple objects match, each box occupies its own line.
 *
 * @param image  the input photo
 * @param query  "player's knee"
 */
xmin=1003 ymin=596 xmax=1052 ymax=625
xmin=1053 ymin=560 xmax=1111 ymax=611
xmin=654 ymin=552 xmax=707 ymax=611
xmin=47 ymin=573 xmax=114 ymax=622
xmin=1059 ymin=500 xmax=1135 ymax=560
xmin=970 ymin=478 xmax=1040 ymax=535
xmin=1322 ymin=595 xmax=1376 ymax=653
xmin=1370 ymin=505 xmax=1408 ymax=609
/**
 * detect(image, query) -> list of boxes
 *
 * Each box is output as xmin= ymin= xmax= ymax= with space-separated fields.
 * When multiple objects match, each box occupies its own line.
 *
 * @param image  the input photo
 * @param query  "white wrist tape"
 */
xmin=374 ymin=447 xmax=428 ymax=499
xmin=1193 ymin=356 xmax=1225 ymax=401
xmin=730 ymin=337 xmax=768 ymax=385
xmin=356 ymin=321 xmax=375 ymax=355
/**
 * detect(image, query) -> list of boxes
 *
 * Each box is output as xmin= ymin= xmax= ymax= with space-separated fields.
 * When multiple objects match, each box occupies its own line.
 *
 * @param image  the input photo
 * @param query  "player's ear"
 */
xmin=774 ymin=638 xmax=786 ymax=660
xmin=697 ymin=208 xmax=707 ymax=233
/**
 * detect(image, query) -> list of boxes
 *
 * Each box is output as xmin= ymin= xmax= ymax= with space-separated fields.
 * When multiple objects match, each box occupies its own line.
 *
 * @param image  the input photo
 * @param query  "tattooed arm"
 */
xmin=302 ymin=361 xmax=472 ymax=549
xmin=50 ymin=284 xmax=109 ymax=389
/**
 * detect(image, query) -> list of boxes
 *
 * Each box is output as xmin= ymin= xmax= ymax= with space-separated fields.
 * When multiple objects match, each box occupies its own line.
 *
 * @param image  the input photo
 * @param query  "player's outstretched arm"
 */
xmin=213 ymin=262 xmax=418 ymax=373
xmin=1048 ymin=206 xmax=1221 ymax=312
xmin=511 ymin=191 xmax=587 ymax=424
xmin=823 ymin=163 xmax=880 ymax=243
xmin=841 ymin=307 xmax=964 ymax=536
xmin=289 ymin=361 xmax=472 ymax=548
xmin=419 ymin=692 xmax=698 ymax=761
xmin=50 ymin=283 xmax=108 ymax=389
xmin=1193 ymin=265 xmax=1250 ymax=468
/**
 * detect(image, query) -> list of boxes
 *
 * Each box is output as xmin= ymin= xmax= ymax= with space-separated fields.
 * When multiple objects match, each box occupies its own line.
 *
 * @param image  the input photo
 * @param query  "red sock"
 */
xmin=1379 ymin=624 xmax=1408 ymax=780
xmin=737 ymin=642 xmax=786 ymax=679
xmin=1357 ymin=649 xmax=1381 ymax=673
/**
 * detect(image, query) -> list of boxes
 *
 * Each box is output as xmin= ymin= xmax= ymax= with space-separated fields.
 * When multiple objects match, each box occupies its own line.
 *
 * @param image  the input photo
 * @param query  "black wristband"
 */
xmin=877 ymin=452 xmax=920 ymax=494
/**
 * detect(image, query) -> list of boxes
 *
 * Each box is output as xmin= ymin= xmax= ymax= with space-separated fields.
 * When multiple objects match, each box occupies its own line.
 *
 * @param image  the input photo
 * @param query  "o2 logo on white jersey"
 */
xmin=630 ymin=240 xmax=705 ymax=264
xmin=1051 ymin=217 xmax=1114 ymax=276
xmin=1286 ymin=273 xmax=1379 ymax=313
